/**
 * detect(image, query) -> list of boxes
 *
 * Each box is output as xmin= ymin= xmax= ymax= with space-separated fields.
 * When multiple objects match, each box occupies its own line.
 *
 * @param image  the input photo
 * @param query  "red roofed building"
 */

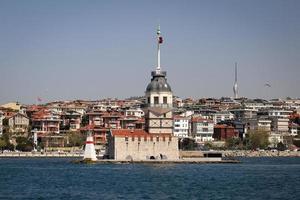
xmin=31 ymin=109 xmax=63 ymax=148
xmin=4 ymin=112 xmax=29 ymax=136
xmin=213 ymin=124 xmax=238 ymax=141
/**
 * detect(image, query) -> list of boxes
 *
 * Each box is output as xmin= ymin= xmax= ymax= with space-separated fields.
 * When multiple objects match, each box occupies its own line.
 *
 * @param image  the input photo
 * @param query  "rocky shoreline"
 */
xmin=223 ymin=150 xmax=300 ymax=157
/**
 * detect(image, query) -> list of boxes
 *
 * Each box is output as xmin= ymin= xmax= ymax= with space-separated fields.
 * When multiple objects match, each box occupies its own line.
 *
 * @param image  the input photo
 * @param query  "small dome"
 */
xmin=146 ymin=76 xmax=172 ymax=93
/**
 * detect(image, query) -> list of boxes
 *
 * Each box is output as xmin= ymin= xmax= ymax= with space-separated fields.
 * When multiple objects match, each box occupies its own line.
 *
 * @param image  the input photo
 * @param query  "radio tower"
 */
xmin=233 ymin=62 xmax=238 ymax=99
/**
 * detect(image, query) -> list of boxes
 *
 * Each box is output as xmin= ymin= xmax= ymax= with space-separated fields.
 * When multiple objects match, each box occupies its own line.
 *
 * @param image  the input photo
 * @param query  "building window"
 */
xmin=132 ymin=136 xmax=135 ymax=141
xmin=169 ymin=136 xmax=172 ymax=141
xmin=150 ymin=136 xmax=153 ymax=141
xmin=163 ymin=136 xmax=165 ymax=142
xmin=156 ymin=136 xmax=159 ymax=142
xmin=148 ymin=97 xmax=150 ymax=104
xmin=163 ymin=96 xmax=167 ymax=104
xmin=202 ymin=128 xmax=208 ymax=132
xmin=125 ymin=136 xmax=128 ymax=141
xmin=144 ymin=136 xmax=147 ymax=142
xmin=138 ymin=137 xmax=141 ymax=142
xmin=154 ymin=97 xmax=159 ymax=104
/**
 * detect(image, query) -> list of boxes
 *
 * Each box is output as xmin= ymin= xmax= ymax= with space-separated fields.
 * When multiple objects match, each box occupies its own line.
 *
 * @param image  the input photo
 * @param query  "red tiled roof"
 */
xmin=6 ymin=112 xmax=29 ymax=119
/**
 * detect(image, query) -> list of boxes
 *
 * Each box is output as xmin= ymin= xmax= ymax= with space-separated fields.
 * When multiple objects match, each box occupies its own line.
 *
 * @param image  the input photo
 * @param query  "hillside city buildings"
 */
xmin=1 ymin=97 xmax=300 ymax=150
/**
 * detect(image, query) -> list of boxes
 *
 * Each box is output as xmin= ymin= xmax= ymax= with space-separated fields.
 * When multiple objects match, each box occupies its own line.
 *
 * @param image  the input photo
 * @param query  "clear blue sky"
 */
xmin=0 ymin=0 xmax=299 ymax=104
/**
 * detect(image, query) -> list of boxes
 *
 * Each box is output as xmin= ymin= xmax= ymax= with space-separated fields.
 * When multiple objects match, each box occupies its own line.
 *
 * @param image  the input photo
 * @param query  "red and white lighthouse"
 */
xmin=83 ymin=131 xmax=97 ymax=161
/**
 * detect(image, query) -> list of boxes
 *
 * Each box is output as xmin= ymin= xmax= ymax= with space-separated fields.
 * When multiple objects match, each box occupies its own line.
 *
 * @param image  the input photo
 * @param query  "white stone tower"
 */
xmin=233 ymin=62 xmax=238 ymax=99
xmin=145 ymin=26 xmax=173 ymax=134
xmin=83 ymin=131 xmax=97 ymax=161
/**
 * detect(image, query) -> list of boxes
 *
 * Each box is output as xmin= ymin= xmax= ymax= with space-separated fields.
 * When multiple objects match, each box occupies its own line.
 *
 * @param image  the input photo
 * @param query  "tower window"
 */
xmin=154 ymin=97 xmax=159 ymax=104
xmin=163 ymin=96 xmax=167 ymax=104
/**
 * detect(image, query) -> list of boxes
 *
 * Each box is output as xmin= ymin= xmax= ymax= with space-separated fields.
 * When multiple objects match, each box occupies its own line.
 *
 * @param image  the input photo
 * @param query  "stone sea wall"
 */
xmin=223 ymin=150 xmax=300 ymax=157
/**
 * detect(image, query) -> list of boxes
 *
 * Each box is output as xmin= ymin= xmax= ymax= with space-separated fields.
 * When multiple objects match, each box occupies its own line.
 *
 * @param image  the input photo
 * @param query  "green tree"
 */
xmin=15 ymin=137 xmax=33 ymax=152
xmin=81 ymin=115 xmax=89 ymax=126
xmin=248 ymin=130 xmax=270 ymax=150
xmin=67 ymin=132 xmax=85 ymax=147
xmin=0 ymin=138 xmax=7 ymax=152
xmin=277 ymin=142 xmax=286 ymax=151
xmin=1 ymin=133 xmax=15 ymax=151
xmin=204 ymin=141 xmax=213 ymax=150
xmin=180 ymin=138 xmax=197 ymax=150
xmin=225 ymin=137 xmax=241 ymax=150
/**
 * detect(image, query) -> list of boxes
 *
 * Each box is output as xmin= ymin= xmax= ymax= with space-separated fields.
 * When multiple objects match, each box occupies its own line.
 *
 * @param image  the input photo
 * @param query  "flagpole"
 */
xmin=157 ymin=25 xmax=161 ymax=73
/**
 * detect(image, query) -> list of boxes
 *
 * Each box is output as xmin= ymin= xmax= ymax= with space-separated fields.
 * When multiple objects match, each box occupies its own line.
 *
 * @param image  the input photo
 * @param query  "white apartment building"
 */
xmin=125 ymin=108 xmax=144 ymax=118
xmin=268 ymin=109 xmax=293 ymax=118
xmin=173 ymin=116 xmax=189 ymax=138
xmin=271 ymin=117 xmax=289 ymax=133
xmin=212 ymin=111 xmax=235 ymax=124
xmin=228 ymin=108 xmax=258 ymax=120
xmin=191 ymin=117 xmax=214 ymax=143
xmin=257 ymin=118 xmax=272 ymax=132
xmin=180 ymin=110 xmax=194 ymax=118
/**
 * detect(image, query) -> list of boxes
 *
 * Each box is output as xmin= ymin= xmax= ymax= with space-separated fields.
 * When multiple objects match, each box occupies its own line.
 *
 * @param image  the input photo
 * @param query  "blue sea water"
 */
xmin=0 ymin=157 xmax=299 ymax=200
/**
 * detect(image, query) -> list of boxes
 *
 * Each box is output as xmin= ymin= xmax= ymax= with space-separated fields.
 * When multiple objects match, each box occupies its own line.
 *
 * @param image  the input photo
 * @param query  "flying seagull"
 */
xmin=264 ymin=83 xmax=271 ymax=87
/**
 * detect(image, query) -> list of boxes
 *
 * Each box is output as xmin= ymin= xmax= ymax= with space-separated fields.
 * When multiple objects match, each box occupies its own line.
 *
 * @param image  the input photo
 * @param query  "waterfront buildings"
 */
xmin=191 ymin=117 xmax=214 ymax=142
xmin=213 ymin=124 xmax=238 ymax=141
xmin=4 ymin=112 xmax=29 ymax=136
xmin=31 ymin=109 xmax=63 ymax=147
xmin=60 ymin=110 xmax=82 ymax=132
xmin=173 ymin=115 xmax=189 ymax=138
xmin=1 ymin=96 xmax=300 ymax=150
